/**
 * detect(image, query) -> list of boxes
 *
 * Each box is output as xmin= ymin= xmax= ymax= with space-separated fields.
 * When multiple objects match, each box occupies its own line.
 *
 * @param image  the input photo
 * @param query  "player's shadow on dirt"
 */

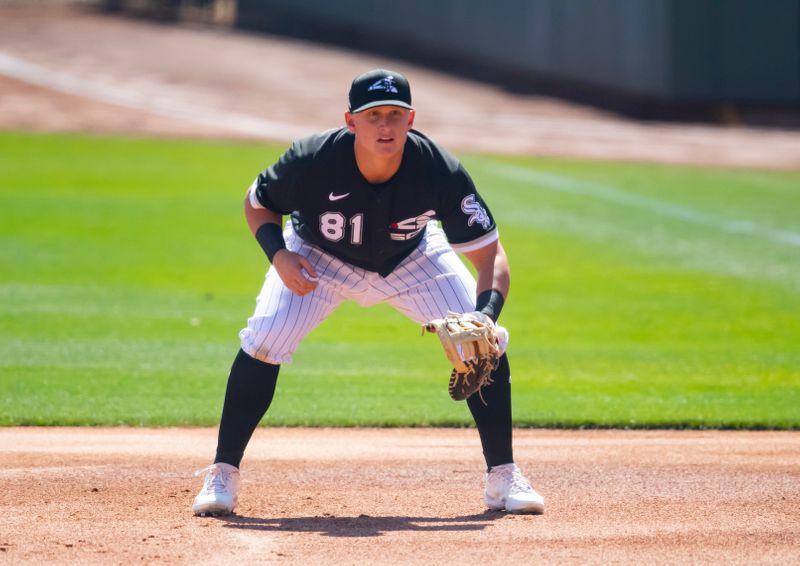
xmin=219 ymin=512 xmax=503 ymax=537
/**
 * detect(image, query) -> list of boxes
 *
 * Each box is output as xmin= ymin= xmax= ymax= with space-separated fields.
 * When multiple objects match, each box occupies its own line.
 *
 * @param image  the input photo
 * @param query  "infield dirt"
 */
xmin=1 ymin=428 xmax=798 ymax=565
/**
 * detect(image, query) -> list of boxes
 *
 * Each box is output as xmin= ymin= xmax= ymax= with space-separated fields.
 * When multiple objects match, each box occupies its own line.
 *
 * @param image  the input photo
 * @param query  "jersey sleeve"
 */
xmin=438 ymin=164 xmax=499 ymax=253
xmin=248 ymin=142 xmax=304 ymax=215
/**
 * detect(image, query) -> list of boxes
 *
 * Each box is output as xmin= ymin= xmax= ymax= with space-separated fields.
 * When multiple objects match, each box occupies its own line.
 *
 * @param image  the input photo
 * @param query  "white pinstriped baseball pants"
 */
xmin=239 ymin=221 xmax=477 ymax=365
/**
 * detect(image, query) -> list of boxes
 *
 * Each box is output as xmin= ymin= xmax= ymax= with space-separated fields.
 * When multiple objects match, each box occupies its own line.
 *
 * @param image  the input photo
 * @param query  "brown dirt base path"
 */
xmin=1 ymin=428 xmax=798 ymax=565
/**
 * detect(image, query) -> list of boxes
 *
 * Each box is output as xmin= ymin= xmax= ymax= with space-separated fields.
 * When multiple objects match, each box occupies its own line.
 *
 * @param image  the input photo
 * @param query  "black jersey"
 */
xmin=251 ymin=128 xmax=497 ymax=276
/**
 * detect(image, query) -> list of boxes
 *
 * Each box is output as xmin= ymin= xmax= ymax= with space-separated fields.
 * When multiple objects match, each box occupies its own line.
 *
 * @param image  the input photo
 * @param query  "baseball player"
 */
xmin=192 ymin=69 xmax=544 ymax=515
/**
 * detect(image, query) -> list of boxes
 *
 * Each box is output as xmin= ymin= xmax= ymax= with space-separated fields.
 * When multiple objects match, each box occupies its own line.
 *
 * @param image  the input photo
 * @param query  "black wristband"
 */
xmin=475 ymin=289 xmax=505 ymax=322
xmin=255 ymin=223 xmax=286 ymax=263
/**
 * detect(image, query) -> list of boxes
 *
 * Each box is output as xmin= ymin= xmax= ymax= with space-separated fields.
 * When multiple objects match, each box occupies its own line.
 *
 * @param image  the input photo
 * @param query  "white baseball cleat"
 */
xmin=485 ymin=463 xmax=545 ymax=514
xmin=192 ymin=463 xmax=240 ymax=516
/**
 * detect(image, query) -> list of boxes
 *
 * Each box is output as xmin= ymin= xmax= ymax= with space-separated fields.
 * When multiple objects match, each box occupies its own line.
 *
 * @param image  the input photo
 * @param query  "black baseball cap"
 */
xmin=348 ymin=69 xmax=413 ymax=113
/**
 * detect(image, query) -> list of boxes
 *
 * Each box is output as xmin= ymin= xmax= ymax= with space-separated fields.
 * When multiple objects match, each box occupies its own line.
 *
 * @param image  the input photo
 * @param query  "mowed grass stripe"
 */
xmin=476 ymin=158 xmax=800 ymax=246
xmin=1 ymin=131 xmax=798 ymax=427
xmin=464 ymin=155 xmax=800 ymax=290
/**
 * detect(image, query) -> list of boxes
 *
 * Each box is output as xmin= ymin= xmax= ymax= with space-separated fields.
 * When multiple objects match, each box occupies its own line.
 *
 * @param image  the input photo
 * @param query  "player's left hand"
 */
xmin=423 ymin=311 xmax=502 ymax=401
xmin=462 ymin=311 xmax=509 ymax=355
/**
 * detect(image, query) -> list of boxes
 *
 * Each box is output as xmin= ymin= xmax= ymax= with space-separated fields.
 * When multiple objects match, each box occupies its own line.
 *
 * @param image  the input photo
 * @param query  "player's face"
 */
xmin=345 ymin=106 xmax=415 ymax=158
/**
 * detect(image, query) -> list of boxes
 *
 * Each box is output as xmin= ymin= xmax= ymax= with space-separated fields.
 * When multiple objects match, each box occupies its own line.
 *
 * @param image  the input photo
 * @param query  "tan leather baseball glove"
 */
xmin=423 ymin=312 xmax=501 ymax=402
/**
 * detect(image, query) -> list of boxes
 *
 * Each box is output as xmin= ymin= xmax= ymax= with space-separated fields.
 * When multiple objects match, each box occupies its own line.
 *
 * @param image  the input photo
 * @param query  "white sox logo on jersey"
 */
xmin=461 ymin=194 xmax=491 ymax=229
xmin=390 ymin=210 xmax=436 ymax=241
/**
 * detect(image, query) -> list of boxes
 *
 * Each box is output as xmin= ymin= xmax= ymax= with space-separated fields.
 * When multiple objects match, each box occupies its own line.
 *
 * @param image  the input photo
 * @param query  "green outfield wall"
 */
xmin=234 ymin=0 xmax=800 ymax=108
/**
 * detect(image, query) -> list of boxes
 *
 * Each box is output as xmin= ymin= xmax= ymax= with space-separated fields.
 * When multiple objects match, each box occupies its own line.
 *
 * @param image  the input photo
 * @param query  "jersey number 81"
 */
xmin=320 ymin=212 xmax=364 ymax=245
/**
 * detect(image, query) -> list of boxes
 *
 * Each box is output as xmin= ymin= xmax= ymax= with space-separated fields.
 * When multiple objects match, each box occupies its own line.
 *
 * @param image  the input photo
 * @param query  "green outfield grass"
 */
xmin=1 ymin=131 xmax=798 ymax=428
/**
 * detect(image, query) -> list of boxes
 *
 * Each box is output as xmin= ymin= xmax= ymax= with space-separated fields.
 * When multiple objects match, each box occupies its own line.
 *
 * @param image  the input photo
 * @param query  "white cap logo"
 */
xmin=367 ymin=76 xmax=399 ymax=94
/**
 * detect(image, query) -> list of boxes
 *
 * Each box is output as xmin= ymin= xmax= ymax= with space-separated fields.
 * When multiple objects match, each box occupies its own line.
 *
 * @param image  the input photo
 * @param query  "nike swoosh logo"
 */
xmin=329 ymin=192 xmax=350 ymax=201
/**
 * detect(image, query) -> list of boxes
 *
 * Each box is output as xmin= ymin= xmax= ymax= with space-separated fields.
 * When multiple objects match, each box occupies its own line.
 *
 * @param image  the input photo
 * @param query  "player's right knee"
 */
xmin=239 ymin=326 xmax=295 ymax=365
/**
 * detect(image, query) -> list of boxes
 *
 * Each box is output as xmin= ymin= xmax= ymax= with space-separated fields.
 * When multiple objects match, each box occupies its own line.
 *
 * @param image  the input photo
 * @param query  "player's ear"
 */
xmin=344 ymin=112 xmax=356 ymax=133
xmin=407 ymin=110 xmax=416 ymax=128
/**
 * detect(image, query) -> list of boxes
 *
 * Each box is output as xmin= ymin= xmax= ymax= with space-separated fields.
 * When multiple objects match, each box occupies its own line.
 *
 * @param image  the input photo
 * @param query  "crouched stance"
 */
xmin=193 ymin=69 xmax=544 ymax=516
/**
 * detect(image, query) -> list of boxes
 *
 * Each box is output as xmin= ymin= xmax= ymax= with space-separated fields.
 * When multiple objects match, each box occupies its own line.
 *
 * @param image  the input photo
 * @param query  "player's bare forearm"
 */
xmin=243 ymin=192 xmax=318 ymax=296
xmin=244 ymin=194 xmax=282 ymax=235
xmin=463 ymin=240 xmax=510 ymax=298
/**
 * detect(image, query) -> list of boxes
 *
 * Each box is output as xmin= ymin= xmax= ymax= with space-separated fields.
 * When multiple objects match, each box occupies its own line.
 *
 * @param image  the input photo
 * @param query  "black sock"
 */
xmin=467 ymin=353 xmax=513 ymax=470
xmin=214 ymin=348 xmax=279 ymax=469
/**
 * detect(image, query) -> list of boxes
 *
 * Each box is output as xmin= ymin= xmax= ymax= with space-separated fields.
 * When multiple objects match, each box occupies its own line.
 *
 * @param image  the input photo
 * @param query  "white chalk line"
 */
xmin=478 ymin=159 xmax=800 ymax=247
xmin=0 ymin=51 xmax=309 ymax=141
